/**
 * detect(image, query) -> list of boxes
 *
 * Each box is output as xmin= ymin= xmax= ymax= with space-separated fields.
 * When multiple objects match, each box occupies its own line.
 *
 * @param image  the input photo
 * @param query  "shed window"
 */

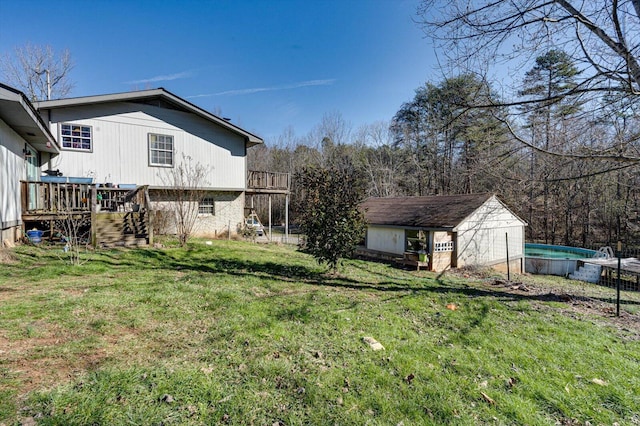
xmin=406 ymin=230 xmax=427 ymax=252
xmin=149 ymin=133 xmax=174 ymax=167
xmin=198 ymin=197 xmax=215 ymax=215
xmin=60 ymin=123 xmax=92 ymax=151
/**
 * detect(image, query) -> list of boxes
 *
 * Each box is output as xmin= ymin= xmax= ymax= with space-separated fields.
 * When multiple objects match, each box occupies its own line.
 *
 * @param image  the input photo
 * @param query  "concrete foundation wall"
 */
xmin=151 ymin=191 xmax=244 ymax=238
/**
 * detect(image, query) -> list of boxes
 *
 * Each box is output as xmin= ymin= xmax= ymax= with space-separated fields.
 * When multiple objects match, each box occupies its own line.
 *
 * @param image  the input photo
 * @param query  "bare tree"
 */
xmin=420 ymin=1 xmax=640 ymax=93
xmin=158 ymin=155 xmax=210 ymax=246
xmin=418 ymin=0 xmax=640 ymax=165
xmin=0 ymin=43 xmax=74 ymax=101
xmin=354 ymin=121 xmax=403 ymax=197
xmin=56 ymin=213 xmax=91 ymax=265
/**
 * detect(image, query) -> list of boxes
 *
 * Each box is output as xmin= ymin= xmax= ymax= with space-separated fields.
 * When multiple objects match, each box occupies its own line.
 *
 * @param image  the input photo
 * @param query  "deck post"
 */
xmin=90 ymin=186 xmax=97 ymax=247
xmin=268 ymin=194 xmax=272 ymax=241
xmin=285 ymin=193 xmax=289 ymax=243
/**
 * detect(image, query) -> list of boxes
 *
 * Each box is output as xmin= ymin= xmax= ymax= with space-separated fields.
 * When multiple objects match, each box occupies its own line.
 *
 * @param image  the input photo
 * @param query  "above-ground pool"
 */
xmin=525 ymin=243 xmax=605 ymax=276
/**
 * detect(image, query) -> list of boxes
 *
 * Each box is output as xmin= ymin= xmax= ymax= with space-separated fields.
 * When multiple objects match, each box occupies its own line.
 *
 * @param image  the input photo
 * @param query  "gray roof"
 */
xmin=361 ymin=193 xmax=498 ymax=229
xmin=35 ymin=87 xmax=263 ymax=147
xmin=0 ymin=83 xmax=58 ymax=154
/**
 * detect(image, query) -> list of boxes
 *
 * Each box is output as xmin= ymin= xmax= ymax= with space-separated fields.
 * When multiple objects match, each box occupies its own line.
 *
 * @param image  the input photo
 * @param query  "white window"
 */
xmin=60 ymin=123 xmax=92 ymax=151
xmin=434 ymin=241 xmax=454 ymax=252
xmin=198 ymin=197 xmax=215 ymax=215
xmin=149 ymin=133 xmax=174 ymax=167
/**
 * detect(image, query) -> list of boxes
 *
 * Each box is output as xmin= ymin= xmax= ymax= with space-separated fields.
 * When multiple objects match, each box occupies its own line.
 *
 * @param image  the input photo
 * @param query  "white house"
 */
xmin=360 ymin=193 xmax=527 ymax=273
xmin=0 ymin=83 xmax=58 ymax=245
xmin=34 ymin=88 xmax=265 ymax=237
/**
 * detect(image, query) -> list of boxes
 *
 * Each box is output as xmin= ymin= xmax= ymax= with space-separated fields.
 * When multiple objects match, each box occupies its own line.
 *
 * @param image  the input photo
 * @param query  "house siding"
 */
xmin=0 ymin=118 xmax=27 ymax=242
xmin=42 ymin=102 xmax=247 ymax=189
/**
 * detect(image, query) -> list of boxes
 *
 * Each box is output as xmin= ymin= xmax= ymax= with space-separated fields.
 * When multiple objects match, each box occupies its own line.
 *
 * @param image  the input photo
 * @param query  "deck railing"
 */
xmin=21 ymin=171 xmax=288 ymax=214
xmin=21 ymin=181 xmax=147 ymax=214
xmin=247 ymin=171 xmax=290 ymax=191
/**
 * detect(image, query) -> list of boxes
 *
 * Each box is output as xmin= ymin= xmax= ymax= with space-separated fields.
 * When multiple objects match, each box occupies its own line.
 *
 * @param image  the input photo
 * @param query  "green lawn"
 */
xmin=1 ymin=240 xmax=639 ymax=425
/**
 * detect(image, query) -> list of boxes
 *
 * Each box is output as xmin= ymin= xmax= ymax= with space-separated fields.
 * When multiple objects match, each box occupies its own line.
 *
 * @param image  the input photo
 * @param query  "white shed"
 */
xmin=361 ymin=193 xmax=527 ymax=273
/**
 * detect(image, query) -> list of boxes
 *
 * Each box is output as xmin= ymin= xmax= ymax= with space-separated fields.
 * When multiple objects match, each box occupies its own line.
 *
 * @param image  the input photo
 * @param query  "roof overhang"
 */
xmin=0 ymin=83 xmax=59 ymax=154
xmin=35 ymin=87 xmax=264 ymax=147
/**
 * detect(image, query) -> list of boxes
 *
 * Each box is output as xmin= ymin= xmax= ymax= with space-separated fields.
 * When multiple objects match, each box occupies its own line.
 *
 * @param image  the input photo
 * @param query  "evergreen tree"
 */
xmin=518 ymin=49 xmax=581 ymax=243
xmin=295 ymin=161 xmax=366 ymax=273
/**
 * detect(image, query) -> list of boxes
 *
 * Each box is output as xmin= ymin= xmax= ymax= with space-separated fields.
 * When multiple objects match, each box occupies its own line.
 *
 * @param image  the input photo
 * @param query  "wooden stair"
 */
xmin=93 ymin=211 xmax=149 ymax=247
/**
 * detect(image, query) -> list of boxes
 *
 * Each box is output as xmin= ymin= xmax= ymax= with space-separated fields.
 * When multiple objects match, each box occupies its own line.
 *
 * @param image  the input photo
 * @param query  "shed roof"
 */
xmin=35 ymin=87 xmax=263 ymax=147
xmin=0 ymin=83 xmax=58 ymax=154
xmin=361 ymin=193 xmax=498 ymax=229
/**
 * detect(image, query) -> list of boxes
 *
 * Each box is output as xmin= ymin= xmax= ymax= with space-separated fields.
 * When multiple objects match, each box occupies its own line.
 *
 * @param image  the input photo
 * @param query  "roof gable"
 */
xmin=361 ymin=193 xmax=499 ymax=228
xmin=34 ymin=88 xmax=263 ymax=147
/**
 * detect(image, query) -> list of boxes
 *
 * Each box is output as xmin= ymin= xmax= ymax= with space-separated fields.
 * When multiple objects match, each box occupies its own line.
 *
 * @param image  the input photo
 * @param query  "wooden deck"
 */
xmin=21 ymin=181 xmax=147 ymax=215
xmin=21 ymin=181 xmax=153 ymax=247
xmin=20 ymin=170 xmax=288 ymax=246
xmin=246 ymin=171 xmax=290 ymax=194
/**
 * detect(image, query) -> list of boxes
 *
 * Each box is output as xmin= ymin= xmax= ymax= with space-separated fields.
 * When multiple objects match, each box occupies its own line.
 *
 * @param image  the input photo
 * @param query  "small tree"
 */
xmin=295 ymin=161 xmax=367 ymax=273
xmin=55 ymin=213 xmax=91 ymax=265
xmin=159 ymin=155 xmax=210 ymax=246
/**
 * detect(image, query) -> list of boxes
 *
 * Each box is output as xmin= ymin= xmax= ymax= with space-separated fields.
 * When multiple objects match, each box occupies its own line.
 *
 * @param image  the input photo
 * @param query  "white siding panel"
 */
xmin=0 ymin=119 xmax=26 ymax=228
xmin=455 ymin=197 xmax=526 ymax=267
xmin=456 ymin=197 xmax=526 ymax=231
xmin=44 ymin=102 xmax=246 ymax=189
xmin=366 ymin=226 xmax=405 ymax=255
xmin=457 ymin=225 xmax=524 ymax=267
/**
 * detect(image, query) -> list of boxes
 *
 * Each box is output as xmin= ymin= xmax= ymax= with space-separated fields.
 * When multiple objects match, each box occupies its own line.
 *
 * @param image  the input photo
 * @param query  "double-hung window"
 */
xmin=148 ymin=133 xmax=174 ymax=167
xmin=60 ymin=123 xmax=92 ymax=151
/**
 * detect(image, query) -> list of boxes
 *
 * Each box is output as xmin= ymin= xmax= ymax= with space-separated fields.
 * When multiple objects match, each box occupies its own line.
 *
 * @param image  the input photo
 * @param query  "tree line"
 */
xmin=249 ymin=52 xmax=639 ymax=248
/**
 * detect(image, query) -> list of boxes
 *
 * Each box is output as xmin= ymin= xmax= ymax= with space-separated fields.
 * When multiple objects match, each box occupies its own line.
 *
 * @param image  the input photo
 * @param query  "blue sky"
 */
xmin=0 ymin=0 xmax=438 ymax=143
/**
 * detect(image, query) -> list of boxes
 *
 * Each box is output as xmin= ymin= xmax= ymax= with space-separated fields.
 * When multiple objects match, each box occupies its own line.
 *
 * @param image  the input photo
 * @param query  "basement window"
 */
xmin=60 ymin=123 xmax=92 ymax=151
xmin=148 ymin=133 xmax=174 ymax=167
xmin=198 ymin=197 xmax=215 ymax=215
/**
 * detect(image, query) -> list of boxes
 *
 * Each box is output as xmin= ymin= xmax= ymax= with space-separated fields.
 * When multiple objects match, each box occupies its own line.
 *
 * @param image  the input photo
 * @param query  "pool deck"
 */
xmin=584 ymin=257 xmax=640 ymax=275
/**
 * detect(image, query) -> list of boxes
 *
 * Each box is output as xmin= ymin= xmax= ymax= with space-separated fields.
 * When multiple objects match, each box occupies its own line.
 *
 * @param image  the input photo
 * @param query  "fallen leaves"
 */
xmin=480 ymin=391 xmax=496 ymax=406
xmin=446 ymin=303 xmax=458 ymax=311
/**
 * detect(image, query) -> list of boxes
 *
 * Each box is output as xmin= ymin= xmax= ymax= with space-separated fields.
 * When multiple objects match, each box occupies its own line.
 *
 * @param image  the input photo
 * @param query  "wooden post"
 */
xmin=144 ymin=187 xmax=153 ymax=246
xmin=91 ymin=186 xmax=97 ymax=247
xmin=285 ymin=193 xmax=289 ymax=244
xmin=268 ymin=194 xmax=272 ymax=241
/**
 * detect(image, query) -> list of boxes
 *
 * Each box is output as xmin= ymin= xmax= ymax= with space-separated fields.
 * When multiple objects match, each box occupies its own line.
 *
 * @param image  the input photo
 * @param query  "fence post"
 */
xmin=505 ymin=232 xmax=510 ymax=281
xmin=616 ymin=240 xmax=621 ymax=317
